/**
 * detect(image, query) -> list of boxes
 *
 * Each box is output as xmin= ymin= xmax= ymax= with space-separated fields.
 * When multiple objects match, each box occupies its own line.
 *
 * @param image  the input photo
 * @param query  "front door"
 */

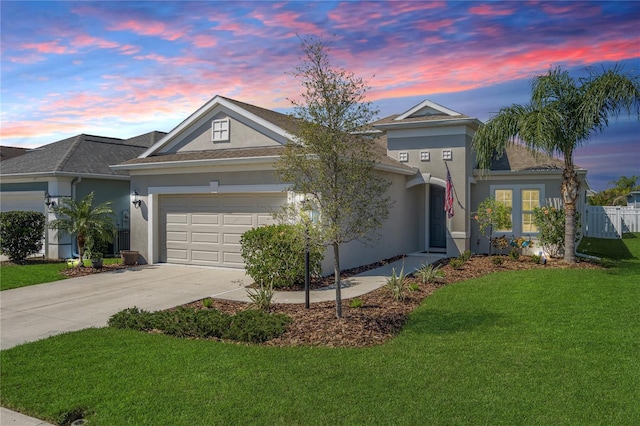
xmin=429 ymin=186 xmax=446 ymax=250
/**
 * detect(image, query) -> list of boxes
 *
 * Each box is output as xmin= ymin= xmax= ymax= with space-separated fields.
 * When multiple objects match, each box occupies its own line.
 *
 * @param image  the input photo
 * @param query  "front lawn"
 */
xmin=1 ymin=235 xmax=639 ymax=424
xmin=0 ymin=257 xmax=122 ymax=291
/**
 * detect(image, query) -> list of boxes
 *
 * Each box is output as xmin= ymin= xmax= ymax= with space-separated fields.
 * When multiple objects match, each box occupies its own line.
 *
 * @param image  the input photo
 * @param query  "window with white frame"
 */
xmin=398 ymin=152 xmax=408 ymax=162
xmin=490 ymin=185 xmax=543 ymax=236
xmin=420 ymin=151 xmax=430 ymax=161
xmin=212 ymin=118 xmax=230 ymax=142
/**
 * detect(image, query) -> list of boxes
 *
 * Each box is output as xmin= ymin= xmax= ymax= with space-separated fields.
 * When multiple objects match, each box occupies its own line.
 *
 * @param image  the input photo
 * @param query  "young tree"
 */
xmin=49 ymin=191 xmax=116 ymax=265
xmin=589 ymin=175 xmax=640 ymax=206
xmin=474 ymin=65 xmax=640 ymax=263
xmin=277 ymin=38 xmax=392 ymax=318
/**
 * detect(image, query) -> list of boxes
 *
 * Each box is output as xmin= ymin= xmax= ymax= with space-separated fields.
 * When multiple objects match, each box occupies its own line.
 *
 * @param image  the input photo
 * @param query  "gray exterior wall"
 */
xmin=322 ymin=172 xmax=422 ymax=274
xmin=162 ymin=111 xmax=282 ymax=154
xmin=385 ymin=125 xmax=475 ymax=256
xmin=76 ymin=178 xmax=131 ymax=230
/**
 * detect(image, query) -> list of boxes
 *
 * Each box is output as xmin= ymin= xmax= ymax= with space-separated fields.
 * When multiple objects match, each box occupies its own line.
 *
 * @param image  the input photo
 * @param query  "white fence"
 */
xmin=584 ymin=206 xmax=640 ymax=239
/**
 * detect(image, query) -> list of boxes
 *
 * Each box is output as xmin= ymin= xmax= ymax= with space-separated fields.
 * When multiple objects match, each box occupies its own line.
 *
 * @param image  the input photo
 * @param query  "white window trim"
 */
xmin=490 ymin=184 xmax=544 ymax=236
xmin=212 ymin=118 xmax=230 ymax=142
xmin=398 ymin=151 xmax=408 ymax=162
xmin=420 ymin=151 xmax=430 ymax=161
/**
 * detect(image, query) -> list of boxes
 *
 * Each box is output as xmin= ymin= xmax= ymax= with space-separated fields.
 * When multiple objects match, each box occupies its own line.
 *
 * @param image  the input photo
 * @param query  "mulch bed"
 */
xmin=188 ymin=255 xmax=601 ymax=348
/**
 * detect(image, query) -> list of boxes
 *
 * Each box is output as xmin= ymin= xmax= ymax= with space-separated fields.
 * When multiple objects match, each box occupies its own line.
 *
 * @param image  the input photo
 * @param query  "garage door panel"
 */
xmin=192 ymin=250 xmax=219 ymax=262
xmin=166 ymin=248 xmax=188 ymax=260
xmin=192 ymin=214 xmax=219 ymax=224
xmin=160 ymin=193 xmax=285 ymax=268
xmin=166 ymin=231 xmax=188 ymax=242
xmin=192 ymin=232 xmax=219 ymax=243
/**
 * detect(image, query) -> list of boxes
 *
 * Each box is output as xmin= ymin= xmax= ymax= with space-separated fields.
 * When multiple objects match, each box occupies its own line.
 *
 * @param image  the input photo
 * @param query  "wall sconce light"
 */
xmin=131 ymin=191 xmax=141 ymax=208
xmin=45 ymin=192 xmax=55 ymax=209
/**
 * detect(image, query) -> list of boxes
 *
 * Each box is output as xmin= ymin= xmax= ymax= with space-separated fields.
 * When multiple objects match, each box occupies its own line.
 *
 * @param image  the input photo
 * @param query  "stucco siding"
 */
xmin=321 ymin=172 xmax=422 ymax=275
xmin=161 ymin=111 xmax=282 ymax=154
xmin=75 ymin=179 xmax=131 ymax=230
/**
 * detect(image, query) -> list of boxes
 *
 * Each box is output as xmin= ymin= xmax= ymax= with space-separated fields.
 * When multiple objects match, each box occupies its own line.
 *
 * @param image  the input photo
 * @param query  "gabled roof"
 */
xmin=486 ymin=144 xmax=572 ymax=172
xmin=140 ymin=95 xmax=298 ymax=158
xmin=0 ymin=146 xmax=29 ymax=161
xmin=114 ymin=133 xmax=416 ymax=175
xmin=372 ymin=99 xmax=481 ymax=130
xmin=0 ymin=131 xmax=166 ymax=178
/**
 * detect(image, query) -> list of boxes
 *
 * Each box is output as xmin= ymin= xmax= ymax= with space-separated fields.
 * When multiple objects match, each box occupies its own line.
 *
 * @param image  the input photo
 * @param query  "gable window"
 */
xmin=398 ymin=152 xmax=408 ymax=162
xmin=420 ymin=151 xmax=430 ymax=161
xmin=212 ymin=118 xmax=230 ymax=142
xmin=490 ymin=185 xmax=543 ymax=236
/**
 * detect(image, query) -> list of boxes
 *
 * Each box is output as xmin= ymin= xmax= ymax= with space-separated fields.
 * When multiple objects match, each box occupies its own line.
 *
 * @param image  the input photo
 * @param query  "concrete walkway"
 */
xmin=0 ymin=252 xmax=443 ymax=425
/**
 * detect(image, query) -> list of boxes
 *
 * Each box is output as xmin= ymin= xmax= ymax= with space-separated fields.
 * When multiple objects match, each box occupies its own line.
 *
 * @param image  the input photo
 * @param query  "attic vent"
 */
xmin=212 ymin=118 xmax=230 ymax=142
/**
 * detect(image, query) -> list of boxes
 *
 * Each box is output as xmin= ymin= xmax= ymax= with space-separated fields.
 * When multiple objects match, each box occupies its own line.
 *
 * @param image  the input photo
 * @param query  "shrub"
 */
xmin=240 ymin=224 xmax=323 ymax=289
xmin=225 ymin=309 xmax=291 ymax=343
xmin=386 ymin=266 xmax=407 ymax=302
xmin=349 ymin=298 xmax=364 ymax=308
xmin=509 ymin=249 xmax=520 ymax=261
xmin=472 ymin=197 xmax=512 ymax=237
xmin=202 ymin=298 xmax=214 ymax=309
xmin=449 ymin=258 xmax=464 ymax=270
xmin=533 ymin=206 xmax=581 ymax=258
xmin=108 ymin=307 xmax=290 ymax=343
xmin=531 ymin=254 xmax=542 ymax=264
xmin=107 ymin=307 xmax=155 ymax=331
xmin=460 ymin=250 xmax=473 ymax=262
xmin=492 ymin=256 xmax=504 ymax=265
xmin=415 ymin=263 xmax=444 ymax=284
xmin=246 ymin=284 xmax=275 ymax=311
xmin=409 ymin=282 xmax=420 ymax=291
xmin=0 ymin=211 xmax=46 ymax=263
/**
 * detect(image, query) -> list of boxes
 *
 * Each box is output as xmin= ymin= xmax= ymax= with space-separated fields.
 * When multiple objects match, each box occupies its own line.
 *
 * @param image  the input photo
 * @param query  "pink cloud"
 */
xmin=109 ymin=19 xmax=187 ymax=41
xmin=72 ymin=34 xmax=119 ymax=49
xmin=192 ymin=34 xmax=217 ymax=48
xmin=21 ymin=40 xmax=70 ymax=54
xmin=415 ymin=19 xmax=455 ymax=32
xmin=468 ymin=4 xmax=515 ymax=16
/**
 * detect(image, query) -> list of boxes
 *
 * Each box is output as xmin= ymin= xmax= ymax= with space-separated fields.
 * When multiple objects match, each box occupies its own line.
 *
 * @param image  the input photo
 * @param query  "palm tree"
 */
xmin=610 ymin=175 xmax=640 ymax=205
xmin=49 ymin=191 xmax=116 ymax=265
xmin=474 ymin=65 xmax=640 ymax=263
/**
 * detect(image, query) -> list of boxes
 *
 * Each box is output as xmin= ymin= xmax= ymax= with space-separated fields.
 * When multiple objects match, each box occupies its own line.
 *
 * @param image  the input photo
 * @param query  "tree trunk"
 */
xmin=77 ymin=234 xmax=85 ymax=267
xmin=333 ymin=241 xmax=342 ymax=319
xmin=562 ymin=167 xmax=580 ymax=263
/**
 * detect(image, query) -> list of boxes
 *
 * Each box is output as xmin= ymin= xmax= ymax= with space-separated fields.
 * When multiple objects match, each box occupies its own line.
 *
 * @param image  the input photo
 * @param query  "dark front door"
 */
xmin=430 ymin=186 xmax=446 ymax=250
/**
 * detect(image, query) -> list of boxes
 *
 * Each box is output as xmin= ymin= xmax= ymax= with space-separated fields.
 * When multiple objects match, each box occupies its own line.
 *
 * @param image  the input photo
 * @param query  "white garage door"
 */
xmin=159 ymin=193 xmax=285 ymax=268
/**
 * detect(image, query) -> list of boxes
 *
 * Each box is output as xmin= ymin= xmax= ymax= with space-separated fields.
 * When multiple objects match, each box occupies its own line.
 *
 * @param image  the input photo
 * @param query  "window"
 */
xmin=442 ymin=149 xmax=452 ymax=161
xmin=212 ymin=118 xmax=230 ymax=142
xmin=494 ymin=189 xmax=513 ymax=232
xmin=490 ymin=185 xmax=543 ymax=236
xmin=420 ymin=151 xmax=430 ymax=161
xmin=398 ymin=152 xmax=408 ymax=162
xmin=522 ymin=189 xmax=540 ymax=232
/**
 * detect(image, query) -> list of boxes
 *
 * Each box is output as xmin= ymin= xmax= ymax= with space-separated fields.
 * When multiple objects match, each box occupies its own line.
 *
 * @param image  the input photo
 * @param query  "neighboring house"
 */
xmin=0 ymin=146 xmax=29 ymax=161
xmin=113 ymin=96 xmax=590 ymax=272
xmin=0 ymin=131 xmax=166 ymax=259
xmin=628 ymin=191 xmax=640 ymax=208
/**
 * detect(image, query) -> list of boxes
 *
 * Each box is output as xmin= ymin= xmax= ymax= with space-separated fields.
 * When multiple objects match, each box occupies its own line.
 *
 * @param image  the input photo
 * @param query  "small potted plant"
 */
xmin=90 ymin=250 xmax=104 ymax=269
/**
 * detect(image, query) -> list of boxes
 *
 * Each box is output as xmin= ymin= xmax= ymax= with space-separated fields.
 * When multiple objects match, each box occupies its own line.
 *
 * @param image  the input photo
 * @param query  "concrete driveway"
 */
xmin=0 ymin=264 xmax=249 ymax=350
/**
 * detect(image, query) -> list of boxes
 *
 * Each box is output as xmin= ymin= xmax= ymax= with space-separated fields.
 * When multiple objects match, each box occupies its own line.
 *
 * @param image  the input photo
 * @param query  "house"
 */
xmin=628 ymin=191 xmax=640 ymax=208
xmin=113 ymin=96 xmax=590 ymax=272
xmin=0 ymin=131 xmax=166 ymax=259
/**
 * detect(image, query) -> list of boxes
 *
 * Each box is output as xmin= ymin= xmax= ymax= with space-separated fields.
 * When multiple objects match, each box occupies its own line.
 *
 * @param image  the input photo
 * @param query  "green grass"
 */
xmin=0 ymin=257 xmax=122 ymax=291
xmin=1 ymin=235 xmax=639 ymax=425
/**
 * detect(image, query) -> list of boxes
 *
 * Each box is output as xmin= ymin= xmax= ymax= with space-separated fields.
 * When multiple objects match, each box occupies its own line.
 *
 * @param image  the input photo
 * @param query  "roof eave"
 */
xmin=111 ymin=155 xmax=281 ymax=171
xmin=374 ymin=117 xmax=482 ymax=131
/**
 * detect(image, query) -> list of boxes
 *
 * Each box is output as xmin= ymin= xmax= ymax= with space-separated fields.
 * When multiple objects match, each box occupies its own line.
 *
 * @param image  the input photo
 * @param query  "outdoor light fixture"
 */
xmin=131 ymin=191 xmax=141 ymax=208
xmin=44 ymin=192 xmax=55 ymax=209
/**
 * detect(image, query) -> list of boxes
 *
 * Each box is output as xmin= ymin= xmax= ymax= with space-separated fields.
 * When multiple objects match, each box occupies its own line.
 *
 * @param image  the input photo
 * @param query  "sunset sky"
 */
xmin=1 ymin=1 xmax=638 ymax=191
